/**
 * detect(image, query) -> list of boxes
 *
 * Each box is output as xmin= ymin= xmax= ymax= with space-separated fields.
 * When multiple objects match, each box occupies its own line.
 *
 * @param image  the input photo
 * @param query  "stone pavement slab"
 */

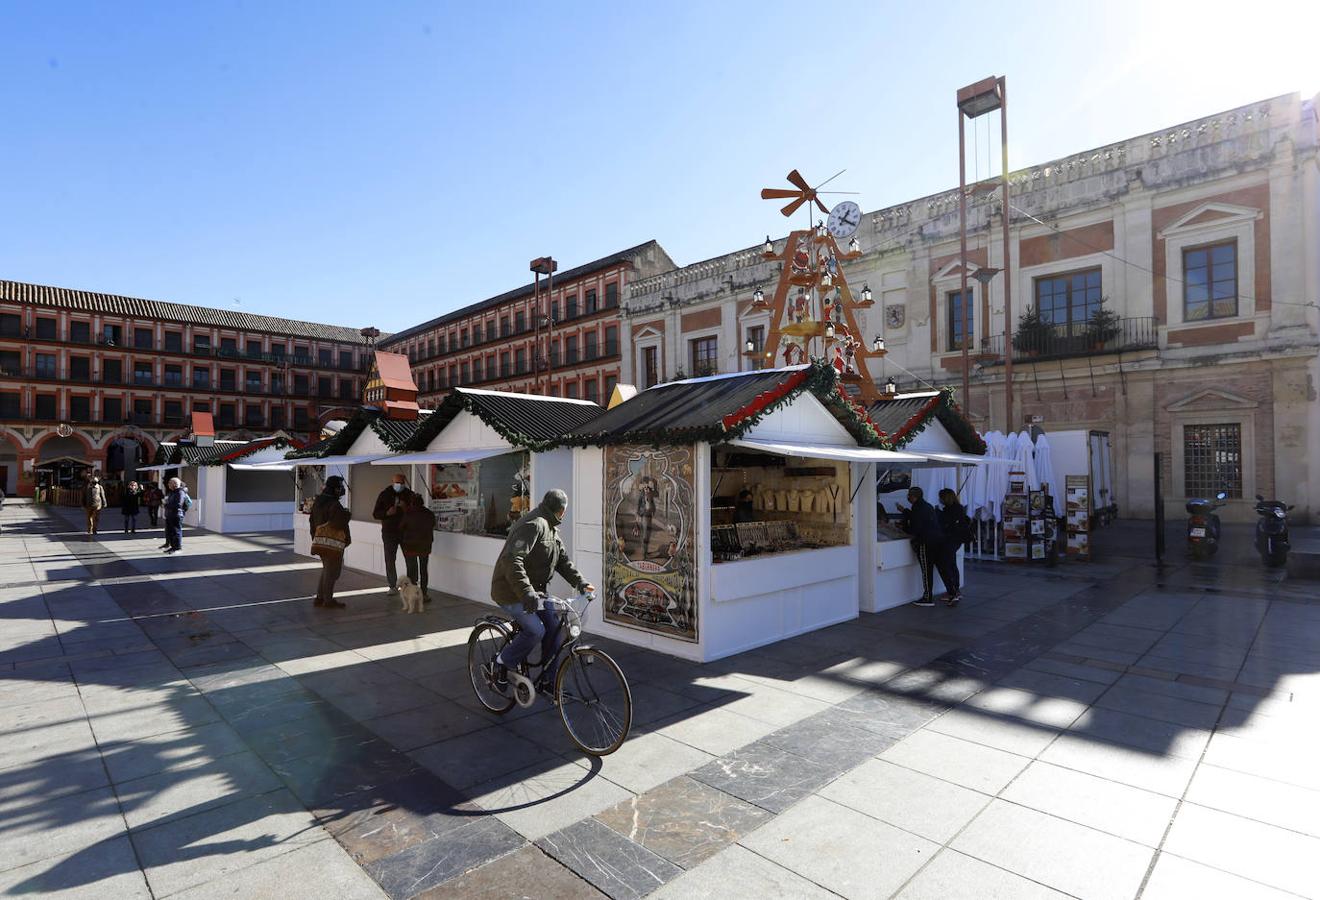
xmin=819 ymin=758 xmax=991 ymax=844
xmin=650 ymin=843 xmax=837 ymax=899
xmin=740 ymin=795 xmax=938 ymax=899
xmin=419 ymin=844 xmax=606 ymax=899
xmin=893 ymin=849 xmax=1072 ymax=899
xmin=537 ymin=817 xmax=683 ymax=899
xmin=594 ymin=776 xmax=772 ymax=868
xmin=951 ymin=799 xmax=1154 ymax=900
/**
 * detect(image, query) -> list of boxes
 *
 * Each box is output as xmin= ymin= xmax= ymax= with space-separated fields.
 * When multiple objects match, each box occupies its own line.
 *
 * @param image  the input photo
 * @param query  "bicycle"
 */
xmin=466 ymin=592 xmax=633 ymax=756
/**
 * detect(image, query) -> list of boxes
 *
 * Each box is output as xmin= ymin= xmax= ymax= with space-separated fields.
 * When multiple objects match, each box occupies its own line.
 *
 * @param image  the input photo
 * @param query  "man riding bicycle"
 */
xmin=490 ymin=489 xmax=595 ymax=688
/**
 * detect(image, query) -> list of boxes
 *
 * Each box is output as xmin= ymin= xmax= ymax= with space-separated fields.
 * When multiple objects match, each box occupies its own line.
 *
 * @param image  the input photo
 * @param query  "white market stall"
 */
xmin=865 ymin=394 xmax=1008 ymax=612
xmin=144 ymin=436 xmax=303 ymax=532
xmin=288 ymin=388 xmax=603 ymax=603
xmin=367 ymin=388 xmax=603 ymax=602
xmin=559 ymin=364 xmax=990 ymax=663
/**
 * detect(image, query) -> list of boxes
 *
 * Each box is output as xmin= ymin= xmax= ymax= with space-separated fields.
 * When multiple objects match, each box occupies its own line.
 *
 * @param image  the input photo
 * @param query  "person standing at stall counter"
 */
xmin=936 ymin=488 xmax=969 ymax=606
xmin=373 ymin=473 xmax=416 ymax=597
xmin=898 ymin=486 xmax=943 ymax=607
xmin=400 ymin=492 xmax=436 ymax=600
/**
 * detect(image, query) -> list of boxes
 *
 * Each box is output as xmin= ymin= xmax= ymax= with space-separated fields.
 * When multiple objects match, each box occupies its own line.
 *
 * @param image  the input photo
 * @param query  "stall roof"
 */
xmin=160 ymin=436 xmax=305 ymax=467
xmin=400 ymin=388 xmax=603 ymax=452
xmin=286 ymin=409 xmax=434 ymax=459
xmin=558 ymin=363 xmax=890 ymax=449
xmin=866 ymin=393 xmax=987 ymax=455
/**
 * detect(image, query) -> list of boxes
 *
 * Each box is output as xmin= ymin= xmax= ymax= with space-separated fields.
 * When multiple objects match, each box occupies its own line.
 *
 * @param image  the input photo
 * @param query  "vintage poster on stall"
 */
xmin=603 ymin=443 xmax=698 ymax=641
xmin=429 ymin=463 xmax=479 ymax=532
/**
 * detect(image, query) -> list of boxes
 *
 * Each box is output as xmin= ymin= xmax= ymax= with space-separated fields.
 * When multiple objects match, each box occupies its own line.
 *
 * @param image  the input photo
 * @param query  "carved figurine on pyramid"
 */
xmin=782 ymin=342 xmax=803 ymax=366
xmin=791 ymin=290 xmax=809 ymax=324
xmin=843 ymin=336 xmax=859 ymax=374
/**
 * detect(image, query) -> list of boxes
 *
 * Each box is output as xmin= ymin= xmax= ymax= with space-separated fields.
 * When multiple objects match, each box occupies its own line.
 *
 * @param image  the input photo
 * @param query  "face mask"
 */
xmin=392 ymin=483 xmax=404 ymax=493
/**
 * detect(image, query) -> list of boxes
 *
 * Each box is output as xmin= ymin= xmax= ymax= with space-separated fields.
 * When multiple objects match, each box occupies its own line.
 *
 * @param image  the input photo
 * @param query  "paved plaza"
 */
xmin=1 ymin=501 xmax=1318 ymax=899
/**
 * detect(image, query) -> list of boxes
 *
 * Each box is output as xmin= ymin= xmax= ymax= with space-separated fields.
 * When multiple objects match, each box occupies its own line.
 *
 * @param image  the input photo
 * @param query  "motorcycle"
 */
xmin=1254 ymin=494 xmax=1293 ymax=567
xmin=1186 ymin=491 xmax=1227 ymax=560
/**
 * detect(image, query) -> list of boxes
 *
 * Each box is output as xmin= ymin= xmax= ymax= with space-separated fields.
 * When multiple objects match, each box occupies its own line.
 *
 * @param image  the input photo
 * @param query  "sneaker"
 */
xmin=321 ymin=600 xmax=346 ymax=609
xmin=489 ymin=663 xmax=508 ymax=691
xmin=385 ymin=588 xmax=399 ymax=597
xmin=910 ymin=598 xmax=935 ymax=607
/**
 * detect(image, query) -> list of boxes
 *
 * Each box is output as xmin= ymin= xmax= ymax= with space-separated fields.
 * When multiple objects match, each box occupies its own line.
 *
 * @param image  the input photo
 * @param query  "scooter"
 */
xmin=1253 ymin=494 xmax=1293 ymax=567
xmin=1186 ymin=491 xmax=1227 ymax=560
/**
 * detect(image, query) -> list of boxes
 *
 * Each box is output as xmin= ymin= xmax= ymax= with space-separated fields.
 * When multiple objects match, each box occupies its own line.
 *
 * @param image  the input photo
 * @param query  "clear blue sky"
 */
xmin=2 ymin=1 xmax=1314 ymax=333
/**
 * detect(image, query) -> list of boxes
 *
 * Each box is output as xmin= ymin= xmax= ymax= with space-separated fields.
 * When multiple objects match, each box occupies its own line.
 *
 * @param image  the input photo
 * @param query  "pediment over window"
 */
xmin=633 ymin=325 xmax=663 ymax=341
xmin=1159 ymin=202 xmax=1261 ymax=238
xmin=1165 ymin=387 xmax=1258 ymax=413
xmin=930 ymin=259 xmax=985 ymax=283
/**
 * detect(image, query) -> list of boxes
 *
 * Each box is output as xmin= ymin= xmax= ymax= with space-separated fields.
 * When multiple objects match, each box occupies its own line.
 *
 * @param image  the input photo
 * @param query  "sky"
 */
xmin=2 ymin=0 xmax=1316 ymax=334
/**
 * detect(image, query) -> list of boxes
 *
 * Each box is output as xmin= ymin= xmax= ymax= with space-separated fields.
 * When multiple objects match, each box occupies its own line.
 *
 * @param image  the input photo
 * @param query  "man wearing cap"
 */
xmin=489 ymin=489 xmax=595 ymax=685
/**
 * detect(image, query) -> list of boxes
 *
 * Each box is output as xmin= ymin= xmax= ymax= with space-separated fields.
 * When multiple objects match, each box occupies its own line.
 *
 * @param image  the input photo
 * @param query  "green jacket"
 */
xmin=491 ymin=502 xmax=587 ymax=610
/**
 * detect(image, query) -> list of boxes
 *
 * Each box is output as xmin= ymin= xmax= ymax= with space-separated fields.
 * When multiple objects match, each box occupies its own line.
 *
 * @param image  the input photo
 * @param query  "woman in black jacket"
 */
xmin=399 ymin=492 xmax=436 ymax=599
xmin=120 ymin=481 xmax=142 ymax=533
xmin=936 ymin=488 xmax=968 ymax=606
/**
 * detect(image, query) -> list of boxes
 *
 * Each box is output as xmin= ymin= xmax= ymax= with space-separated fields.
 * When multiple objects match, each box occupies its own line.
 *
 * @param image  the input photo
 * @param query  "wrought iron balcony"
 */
xmin=983 ymin=316 xmax=1158 ymax=363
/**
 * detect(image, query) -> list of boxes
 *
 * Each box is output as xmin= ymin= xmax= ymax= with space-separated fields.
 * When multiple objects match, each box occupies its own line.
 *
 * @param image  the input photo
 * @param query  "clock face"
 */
xmin=827 ymin=201 xmax=862 ymax=239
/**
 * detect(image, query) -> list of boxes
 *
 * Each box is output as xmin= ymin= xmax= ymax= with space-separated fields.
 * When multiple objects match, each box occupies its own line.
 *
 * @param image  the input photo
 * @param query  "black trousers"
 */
xmin=317 ymin=553 xmax=343 ymax=604
xmin=935 ymin=541 xmax=961 ymax=597
xmin=382 ymin=535 xmax=402 ymax=590
xmin=915 ymin=542 xmax=935 ymax=601
xmin=147 ymin=507 xmax=159 ymax=526
xmin=405 ymin=554 xmax=429 ymax=594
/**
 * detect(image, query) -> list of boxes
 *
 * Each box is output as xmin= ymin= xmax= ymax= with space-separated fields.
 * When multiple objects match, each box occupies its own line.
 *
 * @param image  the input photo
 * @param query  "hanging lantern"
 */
xmin=820 ymin=269 xmax=833 ymax=290
xmin=744 ymin=338 xmax=755 ymax=353
xmin=762 ymin=235 xmax=775 ymax=257
xmin=861 ymin=283 xmax=873 ymax=304
xmin=848 ymin=235 xmax=861 ymax=255
xmin=825 ymin=323 xmax=835 ymax=339
xmin=884 ymin=376 xmax=898 ymax=395
xmin=751 ymin=288 xmax=767 ymax=309
xmin=872 ymin=335 xmax=886 ymax=353
xmin=815 ymin=221 xmax=827 ymax=240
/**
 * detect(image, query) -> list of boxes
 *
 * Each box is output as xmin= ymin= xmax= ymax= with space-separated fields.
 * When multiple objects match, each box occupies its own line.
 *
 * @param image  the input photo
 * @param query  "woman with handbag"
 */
xmin=309 ymin=475 xmax=352 ymax=609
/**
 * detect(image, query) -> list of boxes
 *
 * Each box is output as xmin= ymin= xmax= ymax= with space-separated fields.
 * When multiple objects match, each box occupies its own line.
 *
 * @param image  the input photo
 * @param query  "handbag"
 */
xmin=311 ymin=518 xmax=349 ymax=557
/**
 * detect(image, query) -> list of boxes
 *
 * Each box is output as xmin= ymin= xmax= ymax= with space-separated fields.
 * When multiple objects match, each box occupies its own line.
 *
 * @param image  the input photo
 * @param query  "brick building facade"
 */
xmin=0 ymin=281 xmax=382 ymax=496
xmin=622 ymin=93 xmax=1320 ymax=523
xmin=379 ymin=241 xmax=674 ymax=405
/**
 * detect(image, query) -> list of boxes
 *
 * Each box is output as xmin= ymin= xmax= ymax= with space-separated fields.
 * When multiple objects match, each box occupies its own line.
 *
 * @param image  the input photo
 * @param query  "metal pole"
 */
xmin=1154 ymin=451 xmax=1165 ymax=564
xmin=533 ymin=271 xmax=541 ymax=393
xmin=1000 ymin=77 xmax=1014 ymax=433
xmin=547 ymin=265 xmax=554 ymax=394
xmin=958 ymin=110 xmax=971 ymax=413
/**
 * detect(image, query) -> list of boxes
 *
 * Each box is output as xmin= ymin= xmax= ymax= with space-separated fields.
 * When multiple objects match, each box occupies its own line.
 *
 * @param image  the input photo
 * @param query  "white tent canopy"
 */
xmin=263 ymin=454 xmax=390 ymax=468
xmin=370 ymin=447 xmax=511 ymax=466
xmin=726 ymin=438 xmax=927 ymax=464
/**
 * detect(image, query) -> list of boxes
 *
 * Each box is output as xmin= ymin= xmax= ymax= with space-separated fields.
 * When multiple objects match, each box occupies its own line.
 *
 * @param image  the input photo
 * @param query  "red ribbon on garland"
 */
xmin=720 ymin=368 xmax=813 ymax=432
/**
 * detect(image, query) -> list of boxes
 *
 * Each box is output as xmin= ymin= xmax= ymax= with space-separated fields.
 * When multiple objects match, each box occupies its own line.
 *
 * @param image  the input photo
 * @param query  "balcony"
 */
xmin=983 ymin=316 xmax=1158 ymax=363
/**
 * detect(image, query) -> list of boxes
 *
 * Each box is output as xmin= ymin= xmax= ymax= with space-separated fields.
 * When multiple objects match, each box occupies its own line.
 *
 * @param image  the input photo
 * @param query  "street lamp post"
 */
xmin=956 ymin=75 xmax=1013 ymax=431
xmin=530 ymin=257 xmax=558 ymax=394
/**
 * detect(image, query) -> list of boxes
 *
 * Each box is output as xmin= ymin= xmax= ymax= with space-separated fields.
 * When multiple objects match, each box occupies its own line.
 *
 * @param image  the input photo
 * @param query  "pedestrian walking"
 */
xmin=372 ymin=473 xmax=415 ymax=596
xmin=309 ymin=475 xmax=351 ymax=608
xmin=121 ymin=480 xmax=142 ymax=533
xmin=936 ymin=488 xmax=970 ymax=606
xmin=162 ymin=477 xmax=191 ymax=554
xmin=400 ymin=492 xmax=436 ymax=599
xmin=899 ymin=486 xmax=944 ymax=607
xmin=144 ymin=483 xmax=162 ymax=527
xmin=83 ymin=475 xmax=107 ymax=535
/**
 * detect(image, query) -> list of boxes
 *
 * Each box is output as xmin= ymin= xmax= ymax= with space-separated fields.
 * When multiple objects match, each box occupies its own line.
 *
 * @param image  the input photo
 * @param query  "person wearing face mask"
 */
xmin=372 ymin=473 xmax=416 ymax=597
xmin=488 ymin=489 xmax=595 ymax=688
xmin=310 ymin=475 xmax=352 ymax=608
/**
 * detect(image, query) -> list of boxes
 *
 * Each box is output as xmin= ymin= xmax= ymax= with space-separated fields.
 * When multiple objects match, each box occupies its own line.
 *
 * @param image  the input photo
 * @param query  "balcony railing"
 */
xmin=983 ymin=316 xmax=1158 ymax=363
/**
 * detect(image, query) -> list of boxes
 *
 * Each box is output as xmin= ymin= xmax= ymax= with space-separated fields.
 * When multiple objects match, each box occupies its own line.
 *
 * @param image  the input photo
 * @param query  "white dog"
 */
xmin=397 ymin=577 xmax=425 ymax=614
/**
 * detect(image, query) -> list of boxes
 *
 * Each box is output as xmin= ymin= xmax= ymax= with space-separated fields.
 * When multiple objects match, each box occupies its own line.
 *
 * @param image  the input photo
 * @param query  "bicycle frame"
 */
xmin=476 ymin=592 xmax=595 ymax=685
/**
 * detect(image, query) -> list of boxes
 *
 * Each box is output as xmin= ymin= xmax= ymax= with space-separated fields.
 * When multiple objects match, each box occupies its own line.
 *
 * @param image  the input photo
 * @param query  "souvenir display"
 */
xmin=709 ymin=446 xmax=851 ymax=562
xmin=429 ymin=451 xmax=529 ymax=536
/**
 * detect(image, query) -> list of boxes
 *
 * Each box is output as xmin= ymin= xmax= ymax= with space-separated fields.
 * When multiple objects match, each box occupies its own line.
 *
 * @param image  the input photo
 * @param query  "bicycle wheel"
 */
xmin=467 ymin=622 xmax=515 ymax=714
xmin=555 ymin=647 xmax=632 ymax=756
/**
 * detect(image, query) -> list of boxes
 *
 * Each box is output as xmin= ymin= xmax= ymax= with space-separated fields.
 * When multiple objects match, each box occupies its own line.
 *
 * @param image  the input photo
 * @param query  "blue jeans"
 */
xmin=165 ymin=515 xmax=183 ymax=551
xmin=497 ymin=603 xmax=562 ymax=673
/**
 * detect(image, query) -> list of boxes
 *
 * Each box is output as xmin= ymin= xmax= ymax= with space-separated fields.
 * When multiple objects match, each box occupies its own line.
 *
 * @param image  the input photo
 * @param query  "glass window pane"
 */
xmin=1212 ymin=244 xmax=1235 ymax=266
xmin=1185 ymin=299 xmax=1209 ymax=321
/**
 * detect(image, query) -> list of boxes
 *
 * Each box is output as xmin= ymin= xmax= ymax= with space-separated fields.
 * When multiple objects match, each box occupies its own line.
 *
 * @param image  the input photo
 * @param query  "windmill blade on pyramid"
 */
xmin=760 ymin=169 xmax=830 ymax=217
